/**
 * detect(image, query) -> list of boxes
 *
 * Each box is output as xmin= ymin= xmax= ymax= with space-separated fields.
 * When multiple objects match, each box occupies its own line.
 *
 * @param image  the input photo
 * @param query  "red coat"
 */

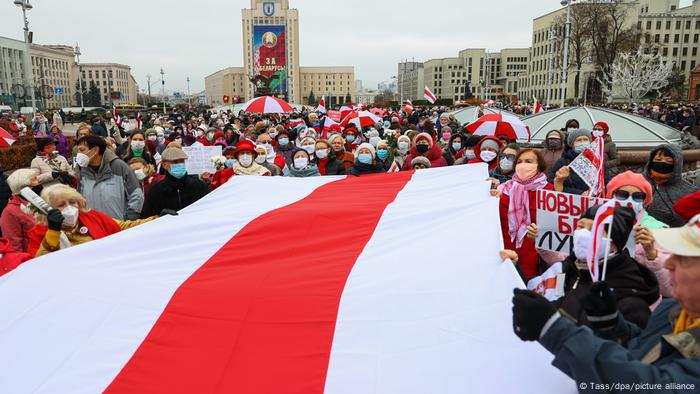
xmin=402 ymin=144 xmax=448 ymax=170
xmin=0 ymin=238 xmax=32 ymax=277
xmin=0 ymin=195 xmax=35 ymax=253
xmin=498 ymin=183 xmax=554 ymax=280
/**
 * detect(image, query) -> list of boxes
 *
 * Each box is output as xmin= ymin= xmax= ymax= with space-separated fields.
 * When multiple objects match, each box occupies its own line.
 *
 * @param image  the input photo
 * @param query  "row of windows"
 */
xmin=641 ymin=19 xmax=700 ymax=31
xmin=506 ymin=57 xmax=528 ymax=63
xmin=646 ymin=32 xmax=699 ymax=44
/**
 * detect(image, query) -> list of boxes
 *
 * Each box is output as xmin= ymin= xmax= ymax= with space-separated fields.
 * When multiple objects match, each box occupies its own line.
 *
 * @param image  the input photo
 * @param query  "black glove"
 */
xmin=159 ymin=209 xmax=179 ymax=217
xmin=47 ymin=209 xmax=65 ymax=231
xmin=51 ymin=171 xmax=60 ymax=179
xmin=582 ymin=282 xmax=619 ymax=330
xmin=512 ymin=289 xmax=557 ymax=341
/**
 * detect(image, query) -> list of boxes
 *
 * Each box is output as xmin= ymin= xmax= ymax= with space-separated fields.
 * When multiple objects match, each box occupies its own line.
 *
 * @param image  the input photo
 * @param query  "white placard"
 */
xmin=182 ymin=146 xmax=222 ymax=175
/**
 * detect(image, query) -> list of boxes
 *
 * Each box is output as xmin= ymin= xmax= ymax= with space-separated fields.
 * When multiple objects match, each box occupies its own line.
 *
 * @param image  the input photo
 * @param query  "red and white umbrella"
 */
xmin=240 ymin=96 xmax=294 ymax=114
xmin=0 ymin=127 xmax=16 ymax=147
xmin=340 ymin=111 xmax=382 ymax=129
xmin=339 ymin=105 xmax=355 ymax=122
xmin=466 ymin=113 xmax=531 ymax=141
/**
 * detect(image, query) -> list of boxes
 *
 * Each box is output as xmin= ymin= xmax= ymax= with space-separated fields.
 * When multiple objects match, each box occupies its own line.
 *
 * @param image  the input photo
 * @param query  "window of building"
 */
xmin=695 ymin=34 xmax=700 ymax=43
xmin=685 ymin=34 xmax=690 ymax=43
xmin=687 ymin=21 xmax=691 ymax=30
xmin=664 ymin=34 xmax=669 ymax=43
xmin=663 ymin=47 xmax=669 ymax=56
xmin=637 ymin=21 xmax=642 ymax=30
xmin=666 ymin=20 xmax=671 ymax=30
xmin=673 ymin=47 xmax=678 ymax=56
xmin=657 ymin=21 xmax=662 ymax=30
xmin=675 ymin=34 xmax=680 ymax=43
xmin=683 ymin=47 xmax=688 ymax=56
xmin=682 ymin=61 xmax=687 ymax=70
xmin=676 ymin=21 xmax=681 ymax=30
xmin=646 ymin=21 xmax=652 ymax=30
xmin=655 ymin=34 xmax=660 ymax=43
xmin=697 ymin=20 xmax=700 ymax=29
xmin=694 ymin=48 xmax=698 ymax=57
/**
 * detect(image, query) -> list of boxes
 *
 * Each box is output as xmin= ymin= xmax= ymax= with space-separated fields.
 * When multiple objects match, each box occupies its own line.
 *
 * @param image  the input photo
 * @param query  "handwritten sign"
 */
xmin=536 ymin=189 xmax=609 ymax=254
xmin=182 ymin=146 xmax=222 ymax=175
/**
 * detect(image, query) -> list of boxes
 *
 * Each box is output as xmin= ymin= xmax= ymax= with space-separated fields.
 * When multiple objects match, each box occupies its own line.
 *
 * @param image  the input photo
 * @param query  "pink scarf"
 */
xmin=499 ymin=173 xmax=548 ymax=248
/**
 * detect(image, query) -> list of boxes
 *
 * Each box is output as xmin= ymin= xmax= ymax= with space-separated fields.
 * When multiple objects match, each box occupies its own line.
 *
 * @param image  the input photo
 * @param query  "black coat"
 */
xmin=347 ymin=162 xmax=385 ymax=176
xmin=549 ymin=148 xmax=611 ymax=195
xmin=320 ymin=159 xmax=346 ymax=176
xmin=140 ymin=173 xmax=210 ymax=218
xmin=554 ymin=251 xmax=660 ymax=329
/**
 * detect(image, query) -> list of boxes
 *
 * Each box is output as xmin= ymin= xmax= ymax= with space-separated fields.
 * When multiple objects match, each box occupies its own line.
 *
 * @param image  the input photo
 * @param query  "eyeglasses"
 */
xmin=499 ymin=154 xmax=516 ymax=161
xmin=613 ymin=190 xmax=646 ymax=203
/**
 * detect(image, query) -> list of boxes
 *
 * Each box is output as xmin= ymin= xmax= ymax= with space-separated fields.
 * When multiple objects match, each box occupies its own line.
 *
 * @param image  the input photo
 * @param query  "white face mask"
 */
xmin=302 ymin=145 xmax=315 ymax=154
xmin=480 ymin=150 xmax=498 ymax=163
xmin=465 ymin=150 xmax=476 ymax=160
xmin=61 ymin=205 xmax=79 ymax=228
xmin=255 ymin=155 xmax=267 ymax=164
xmin=294 ymin=157 xmax=309 ymax=169
xmin=573 ymin=228 xmax=608 ymax=262
xmin=131 ymin=141 xmax=145 ymax=151
xmin=315 ymin=149 xmax=328 ymax=159
xmin=148 ymin=135 xmax=158 ymax=142
xmin=398 ymin=141 xmax=410 ymax=151
xmin=75 ymin=152 xmax=91 ymax=168
xmin=134 ymin=169 xmax=147 ymax=181
xmin=238 ymin=153 xmax=253 ymax=168
xmin=499 ymin=159 xmax=514 ymax=171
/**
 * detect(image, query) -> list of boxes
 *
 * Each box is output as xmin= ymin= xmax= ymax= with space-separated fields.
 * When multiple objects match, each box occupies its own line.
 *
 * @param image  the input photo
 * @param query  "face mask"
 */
xmin=279 ymin=137 xmax=290 ymax=146
xmin=75 ymin=152 xmax=91 ymax=168
xmin=358 ymin=153 xmax=373 ymax=164
xmin=168 ymin=163 xmax=187 ymax=179
xmin=592 ymin=130 xmax=604 ymax=138
xmin=649 ymin=161 xmax=674 ymax=175
xmin=262 ymin=143 xmax=273 ymax=153
xmin=369 ymin=137 xmax=381 ymax=147
xmin=255 ymin=155 xmax=267 ymax=164
xmin=311 ymin=122 xmax=320 ymax=127
xmin=148 ymin=135 xmax=158 ymax=142
xmin=346 ymin=135 xmax=356 ymax=143
xmin=131 ymin=141 xmax=145 ymax=151
xmin=465 ymin=150 xmax=476 ymax=160
xmin=207 ymin=133 xmax=214 ymax=142
xmin=480 ymin=150 xmax=498 ymax=163
xmin=417 ymin=144 xmax=430 ymax=154
xmin=546 ymin=139 xmax=562 ymax=150
xmin=134 ymin=169 xmax=147 ymax=181
xmin=316 ymin=149 xmax=328 ymax=159
xmin=238 ymin=154 xmax=253 ymax=168
xmin=499 ymin=159 xmax=514 ymax=172
xmin=616 ymin=197 xmax=644 ymax=215
xmin=398 ymin=141 xmax=410 ymax=151
xmin=452 ymin=143 xmax=462 ymax=152
xmin=573 ymin=228 xmax=609 ymax=263
xmin=377 ymin=149 xmax=389 ymax=160
xmin=574 ymin=143 xmax=590 ymax=154
xmin=294 ymin=157 xmax=309 ymax=169
xmin=442 ymin=132 xmax=452 ymax=141
xmin=515 ymin=162 xmax=538 ymax=181
xmin=269 ymin=131 xmax=278 ymax=138
xmin=61 ymin=205 xmax=79 ymax=228
xmin=225 ymin=159 xmax=236 ymax=168
xmin=302 ymin=145 xmax=315 ymax=154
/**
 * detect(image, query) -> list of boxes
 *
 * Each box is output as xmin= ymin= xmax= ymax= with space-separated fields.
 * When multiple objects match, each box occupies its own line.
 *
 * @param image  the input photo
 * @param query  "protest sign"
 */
xmin=182 ymin=145 xmax=223 ymax=175
xmin=569 ymin=138 xmax=604 ymax=196
xmin=536 ymin=189 xmax=609 ymax=254
xmin=327 ymin=110 xmax=342 ymax=122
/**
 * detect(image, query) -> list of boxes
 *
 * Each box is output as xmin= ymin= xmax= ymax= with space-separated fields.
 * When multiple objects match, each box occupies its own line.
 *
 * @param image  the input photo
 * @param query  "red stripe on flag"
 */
xmin=105 ymin=172 xmax=415 ymax=393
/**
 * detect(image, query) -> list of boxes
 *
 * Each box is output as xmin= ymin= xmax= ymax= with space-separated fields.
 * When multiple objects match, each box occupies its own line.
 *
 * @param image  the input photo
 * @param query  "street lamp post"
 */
xmin=545 ymin=28 xmax=556 ymax=107
xmin=74 ymin=42 xmax=84 ymax=111
xmin=160 ymin=67 xmax=166 ymax=114
xmin=186 ymin=76 xmax=191 ymax=110
xmin=560 ymin=0 xmax=573 ymax=108
xmin=14 ymin=0 xmax=37 ymax=111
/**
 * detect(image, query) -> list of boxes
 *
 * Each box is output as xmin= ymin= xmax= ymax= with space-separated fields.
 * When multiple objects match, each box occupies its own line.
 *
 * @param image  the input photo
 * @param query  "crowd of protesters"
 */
xmin=1 ymin=101 xmax=700 ymax=390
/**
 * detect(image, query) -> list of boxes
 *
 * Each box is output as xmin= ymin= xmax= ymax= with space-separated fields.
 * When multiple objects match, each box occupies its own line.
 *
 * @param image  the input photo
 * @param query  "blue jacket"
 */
xmin=549 ymin=148 xmax=611 ymax=195
xmin=540 ymin=300 xmax=700 ymax=390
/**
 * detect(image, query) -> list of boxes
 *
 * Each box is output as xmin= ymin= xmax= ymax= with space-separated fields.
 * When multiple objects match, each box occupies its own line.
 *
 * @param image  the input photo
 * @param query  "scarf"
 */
xmin=233 ymin=163 xmax=270 ymax=176
xmin=500 ymin=173 xmax=548 ymax=248
xmin=288 ymin=164 xmax=320 ymax=178
xmin=673 ymin=309 xmax=700 ymax=335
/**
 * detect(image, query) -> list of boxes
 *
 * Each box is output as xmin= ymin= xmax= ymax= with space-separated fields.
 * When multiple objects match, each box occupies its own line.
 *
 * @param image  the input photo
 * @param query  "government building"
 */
xmin=205 ymin=0 xmax=355 ymax=106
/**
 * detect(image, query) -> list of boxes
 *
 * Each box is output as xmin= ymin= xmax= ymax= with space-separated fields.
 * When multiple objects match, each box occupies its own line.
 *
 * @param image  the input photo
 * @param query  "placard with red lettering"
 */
xmin=536 ymin=189 xmax=609 ymax=254
xmin=328 ymin=110 xmax=342 ymax=123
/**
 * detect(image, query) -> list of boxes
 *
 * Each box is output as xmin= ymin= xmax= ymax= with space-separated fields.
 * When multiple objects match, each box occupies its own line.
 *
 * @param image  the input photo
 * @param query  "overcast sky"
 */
xmin=0 ymin=0 xmax=693 ymax=95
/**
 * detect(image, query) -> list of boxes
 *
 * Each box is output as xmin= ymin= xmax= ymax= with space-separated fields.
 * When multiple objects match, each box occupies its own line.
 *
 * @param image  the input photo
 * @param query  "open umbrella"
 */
xmin=240 ymin=96 xmax=294 ymax=114
xmin=339 ymin=105 xmax=355 ymax=122
xmin=340 ymin=111 xmax=382 ymax=129
xmin=0 ymin=127 xmax=16 ymax=147
xmin=466 ymin=113 xmax=531 ymax=141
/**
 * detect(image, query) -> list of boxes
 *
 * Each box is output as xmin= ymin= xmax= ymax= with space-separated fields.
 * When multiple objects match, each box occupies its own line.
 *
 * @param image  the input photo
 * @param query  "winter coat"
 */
xmin=77 ymin=149 xmax=144 ymax=220
xmin=603 ymin=134 xmax=620 ymax=175
xmin=467 ymin=136 xmax=501 ymax=171
xmin=402 ymin=144 xmax=448 ymax=170
xmin=0 ymin=238 xmax=32 ymax=277
xmin=554 ymin=251 xmax=660 ymax=329
xmin=30 ymin=155 xmax=75 ymax=188
xmin=644 ymin=144 xmax=700 ymax=228
xmin=275 ymin=143 xmax=296 ymax=166
xmin=334 ymin=150 xmax=356 ymax=170
xmin=140 ymin=173 xmax=210 ymax=218
xmin=541 ymin=130 xmax=565 ymax=178
xmin=316 ymin=158 xmax=346 ymax=176
xmin=0 ymin=170 xmax=10 ymax=220
xmin=499 ymin=183 xmax=554 ymax=280
xmin=347 ymin=162 xmax=386 ymax=176
xmin=539 ymin=299 xmax=700 ymax=389
xmin=0 ymin=195 xmax=35 ymax=253
xmin=50 ymin=131 xmax=70 ymax=158
xmin=490 ymin=166 xmax=514 ymax=184
xmin=549 ymin=148 xmax=611 ymax=195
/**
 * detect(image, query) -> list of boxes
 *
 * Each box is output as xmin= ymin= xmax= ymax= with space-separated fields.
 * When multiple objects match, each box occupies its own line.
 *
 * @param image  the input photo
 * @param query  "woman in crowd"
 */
xmin=391 ymin=135 xmax=412 ymax=171
xmin=402 ymin=132 xmax=447 ymax=170
xmin=347 ymin=143 xmax=386 ymax=176
xmin=492 ymin=149 xmax=553 ymax=280
xmin=550 ymin=129 xmax=610 ymax=195
xmin=643 ymin=143 xmax=699 ymax=227
xmin=375 ymin=140 xmax=393 ymax=172
xmin=0 ymin=169 xmax=39 ymax=253
xmin=592 ymin=122 xmax=620 ymax=176
xmin=468 ymin=136 xmax=501 ymax=172
xmin=491 ymin=143 xmax=519 ymax=184
xmin=35 ymin=185 xmax=162 ymax=257
xmin=128 ymin=158 xmax=164 ymax=197
xmin=442 ymin=133 xmax=464 ymax=166
xmin=255 ymin=145 xmax=282 ymax=176
xmin=284 ymin=148 xmax=320 ymax=178
xmin=30 ymin=138 xmax=75 ymax=188
xmin=314 ymin=139 xmax=346 ymax=176
xmin=329 ymin=134 xmax=355 ymax=170
xmin=541 ymin=130 xmax=565 ymax=178
xmin=49 ymin=125 xmax=70 ymax=158
xmin=275 ymin=129 xmax=296 ymax=166
xmin=122 ymin=130 xmax=156 ymax=166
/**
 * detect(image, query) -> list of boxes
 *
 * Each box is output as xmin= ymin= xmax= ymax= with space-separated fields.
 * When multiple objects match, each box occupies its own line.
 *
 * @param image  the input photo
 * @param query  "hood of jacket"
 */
xmin=644 ymin=143 xmax=683 ymax=185
xmin=472 ymin=136 xmax=501 ymax=164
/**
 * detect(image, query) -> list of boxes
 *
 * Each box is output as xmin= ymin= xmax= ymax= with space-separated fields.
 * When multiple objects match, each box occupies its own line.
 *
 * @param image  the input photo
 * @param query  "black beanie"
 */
xmin=581 ymin=205 xmax=636 ymax=250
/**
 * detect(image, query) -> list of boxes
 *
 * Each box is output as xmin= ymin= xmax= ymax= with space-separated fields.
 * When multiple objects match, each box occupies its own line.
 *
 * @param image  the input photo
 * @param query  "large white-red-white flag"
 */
xmin=423 ymin=86 xmax=437 ymax=104
xmin=0 ymin=165 xmax=573 ymax=393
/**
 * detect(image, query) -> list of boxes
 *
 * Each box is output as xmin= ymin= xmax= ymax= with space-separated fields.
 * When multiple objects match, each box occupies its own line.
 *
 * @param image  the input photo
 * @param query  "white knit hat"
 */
xmin=355 ymin=142 xmax=376 ymax=158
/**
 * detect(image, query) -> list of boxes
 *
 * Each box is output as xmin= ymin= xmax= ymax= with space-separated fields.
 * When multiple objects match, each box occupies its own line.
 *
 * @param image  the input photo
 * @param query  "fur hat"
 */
xmin=566 ymin=128 xmax=592 ymax=148
xmin=411 ymin=156 xmax=431 ymax=168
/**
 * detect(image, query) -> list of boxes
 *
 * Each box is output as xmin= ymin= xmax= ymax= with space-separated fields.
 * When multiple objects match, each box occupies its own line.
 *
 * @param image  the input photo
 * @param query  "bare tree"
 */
xmin=598 ymin=48 xmax=672 ymax=104
xmin=553 ymin=3 xmax=590 ymax=101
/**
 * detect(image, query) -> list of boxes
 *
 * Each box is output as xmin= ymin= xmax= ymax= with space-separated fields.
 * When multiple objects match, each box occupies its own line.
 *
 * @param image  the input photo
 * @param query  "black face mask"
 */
xmin=650 ymin=161 xmax=674 ymax=174
xmin=416 ymin=144 xmax=430 ymax=154
xmin=546 ymin=139 xmax=562 ymax=150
